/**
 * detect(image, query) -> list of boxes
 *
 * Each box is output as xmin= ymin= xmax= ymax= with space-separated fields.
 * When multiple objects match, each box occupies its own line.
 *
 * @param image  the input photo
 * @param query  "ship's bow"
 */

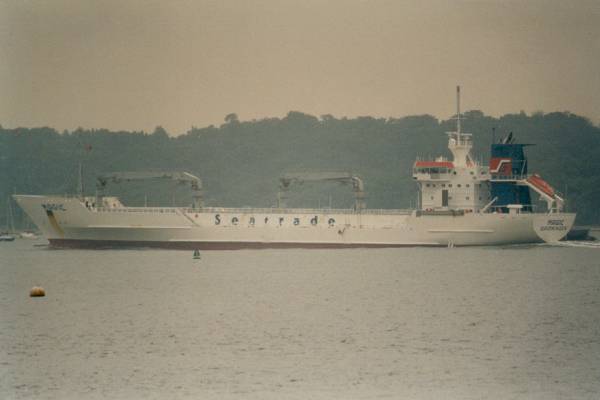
xmin=13 ymin=195 xmax=64 ymax=239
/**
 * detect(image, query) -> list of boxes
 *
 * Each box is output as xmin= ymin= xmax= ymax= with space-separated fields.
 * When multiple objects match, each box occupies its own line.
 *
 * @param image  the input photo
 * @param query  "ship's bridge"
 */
xmin=410 ymin=86 xmax=495 ymax=212
xmin=412 ymin=158 xmax=490 ymax=180
xmin=413 ymin=159 xmax=454 ymax=179
xmin=412 ymin=157 xmax=492 ymax=212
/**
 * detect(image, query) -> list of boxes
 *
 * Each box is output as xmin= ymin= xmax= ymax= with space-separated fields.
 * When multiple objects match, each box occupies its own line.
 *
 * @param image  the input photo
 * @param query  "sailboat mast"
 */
xmin=78 ymin=162 xmax=84 ymax=199
xmin=7 ymin=197 xmax=15 ymax=233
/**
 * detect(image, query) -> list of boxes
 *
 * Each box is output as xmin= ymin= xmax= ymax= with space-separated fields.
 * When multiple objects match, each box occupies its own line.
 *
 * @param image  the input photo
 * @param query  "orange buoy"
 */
xmin=30 ymin=287 xmax=45 ymax=297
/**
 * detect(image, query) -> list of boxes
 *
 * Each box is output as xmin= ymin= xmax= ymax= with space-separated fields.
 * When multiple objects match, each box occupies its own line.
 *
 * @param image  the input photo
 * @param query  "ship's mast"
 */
xmin=446 ymin=85 xmax=473 ymax=168
xmin=456 ymin=85 xmax=461 ymax=139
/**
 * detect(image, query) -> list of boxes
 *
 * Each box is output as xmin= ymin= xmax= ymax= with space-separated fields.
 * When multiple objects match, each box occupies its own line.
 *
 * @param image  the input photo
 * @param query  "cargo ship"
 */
xmin=14 ymin=88 xmax=575 ymax=249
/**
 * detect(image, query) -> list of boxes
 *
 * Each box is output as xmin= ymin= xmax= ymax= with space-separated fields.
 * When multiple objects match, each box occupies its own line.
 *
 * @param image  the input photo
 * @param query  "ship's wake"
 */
xmin=497 ymin=240 xmax=600 ymax=250
xmin=549 ymin=240 xmax=600 ymax=249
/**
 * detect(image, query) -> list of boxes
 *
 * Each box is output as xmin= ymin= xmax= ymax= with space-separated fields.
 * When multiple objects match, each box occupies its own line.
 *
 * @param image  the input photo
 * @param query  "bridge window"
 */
xmin=457 ymin=184 xmax=462 ymax=188
xmin=416 ymin=167 xmax=451 ymax=174
xmin=466 ymin=197 xmax=470 ymax=200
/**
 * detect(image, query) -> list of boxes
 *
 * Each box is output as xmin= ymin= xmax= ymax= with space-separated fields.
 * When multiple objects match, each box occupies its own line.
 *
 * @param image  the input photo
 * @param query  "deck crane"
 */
xmin=278 ymin=172 xmax=366 ymax=211
xmin=96 ymin=171 xmax=203 ymax=209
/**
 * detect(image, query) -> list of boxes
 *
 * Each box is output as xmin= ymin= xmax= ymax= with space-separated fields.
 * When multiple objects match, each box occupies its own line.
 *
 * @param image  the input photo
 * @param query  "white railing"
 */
xmin=490 ymin=174 xmax=530 ymax=181
xmin=194 ymin=207 xmax=352 ymax=214
xmin=95 ymin=205 xmax=413 ymax=216
xmin=191 ymin=207 xmax=413 ymax=215
xmin=96 ymin=207 xmax=178 ymax=214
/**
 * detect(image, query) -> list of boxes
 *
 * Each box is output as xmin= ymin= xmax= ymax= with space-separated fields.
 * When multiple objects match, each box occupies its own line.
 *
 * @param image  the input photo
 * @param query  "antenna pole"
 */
xmin=456 ymin=85 xmax=461 ymax=140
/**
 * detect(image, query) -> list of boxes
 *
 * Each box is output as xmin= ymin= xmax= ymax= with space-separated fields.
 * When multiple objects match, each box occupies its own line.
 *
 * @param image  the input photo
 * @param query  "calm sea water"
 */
xmin=1 ymin=239 xmax=600 ymax=399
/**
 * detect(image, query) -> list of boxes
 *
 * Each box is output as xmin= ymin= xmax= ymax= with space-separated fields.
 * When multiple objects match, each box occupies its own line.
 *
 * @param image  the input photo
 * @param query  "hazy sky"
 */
xmin=1 ymin=0 xmax=599 ymax=134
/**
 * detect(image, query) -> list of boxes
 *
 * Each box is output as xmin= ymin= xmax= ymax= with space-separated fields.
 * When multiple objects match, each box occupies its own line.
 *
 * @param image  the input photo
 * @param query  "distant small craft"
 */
xmin=19 ymin=232 xmax=38 ymax=239
xmin=0 ymin=234 xmax=15 ymax=242
xmin=564 ymin=226 xmax=594 ymax=241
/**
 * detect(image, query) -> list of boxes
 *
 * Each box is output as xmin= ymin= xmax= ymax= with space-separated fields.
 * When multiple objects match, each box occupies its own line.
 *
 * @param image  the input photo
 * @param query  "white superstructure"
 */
xmin=14 ymin=88 xmax=575 ymax=249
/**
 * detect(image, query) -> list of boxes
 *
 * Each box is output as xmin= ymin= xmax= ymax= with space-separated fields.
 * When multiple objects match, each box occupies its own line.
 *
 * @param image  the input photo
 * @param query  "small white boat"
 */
xmin=19 ymin=231 xmax=38 ymax=239
xmin=0 ymin=233 xmax=15 ymax=242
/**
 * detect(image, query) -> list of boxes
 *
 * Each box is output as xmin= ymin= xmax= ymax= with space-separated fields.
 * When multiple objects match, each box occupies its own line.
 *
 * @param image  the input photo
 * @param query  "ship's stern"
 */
xmin=533 ymin=213 xmax=576 ymax=243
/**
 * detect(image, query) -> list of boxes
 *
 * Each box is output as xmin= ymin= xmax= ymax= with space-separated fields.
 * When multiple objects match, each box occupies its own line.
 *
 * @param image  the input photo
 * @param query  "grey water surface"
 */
xmin=1 ymin=239 xmax=600 ymax=399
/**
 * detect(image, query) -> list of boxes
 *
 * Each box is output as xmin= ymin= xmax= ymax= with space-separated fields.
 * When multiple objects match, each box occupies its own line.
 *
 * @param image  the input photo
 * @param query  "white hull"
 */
xmin=14 ymin=195 xmax=575 ymax=249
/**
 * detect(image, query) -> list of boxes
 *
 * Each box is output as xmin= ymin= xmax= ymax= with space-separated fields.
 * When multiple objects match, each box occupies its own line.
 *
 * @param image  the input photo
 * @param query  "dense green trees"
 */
xmin=1 ymin=110 xmax=599 ymax=228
